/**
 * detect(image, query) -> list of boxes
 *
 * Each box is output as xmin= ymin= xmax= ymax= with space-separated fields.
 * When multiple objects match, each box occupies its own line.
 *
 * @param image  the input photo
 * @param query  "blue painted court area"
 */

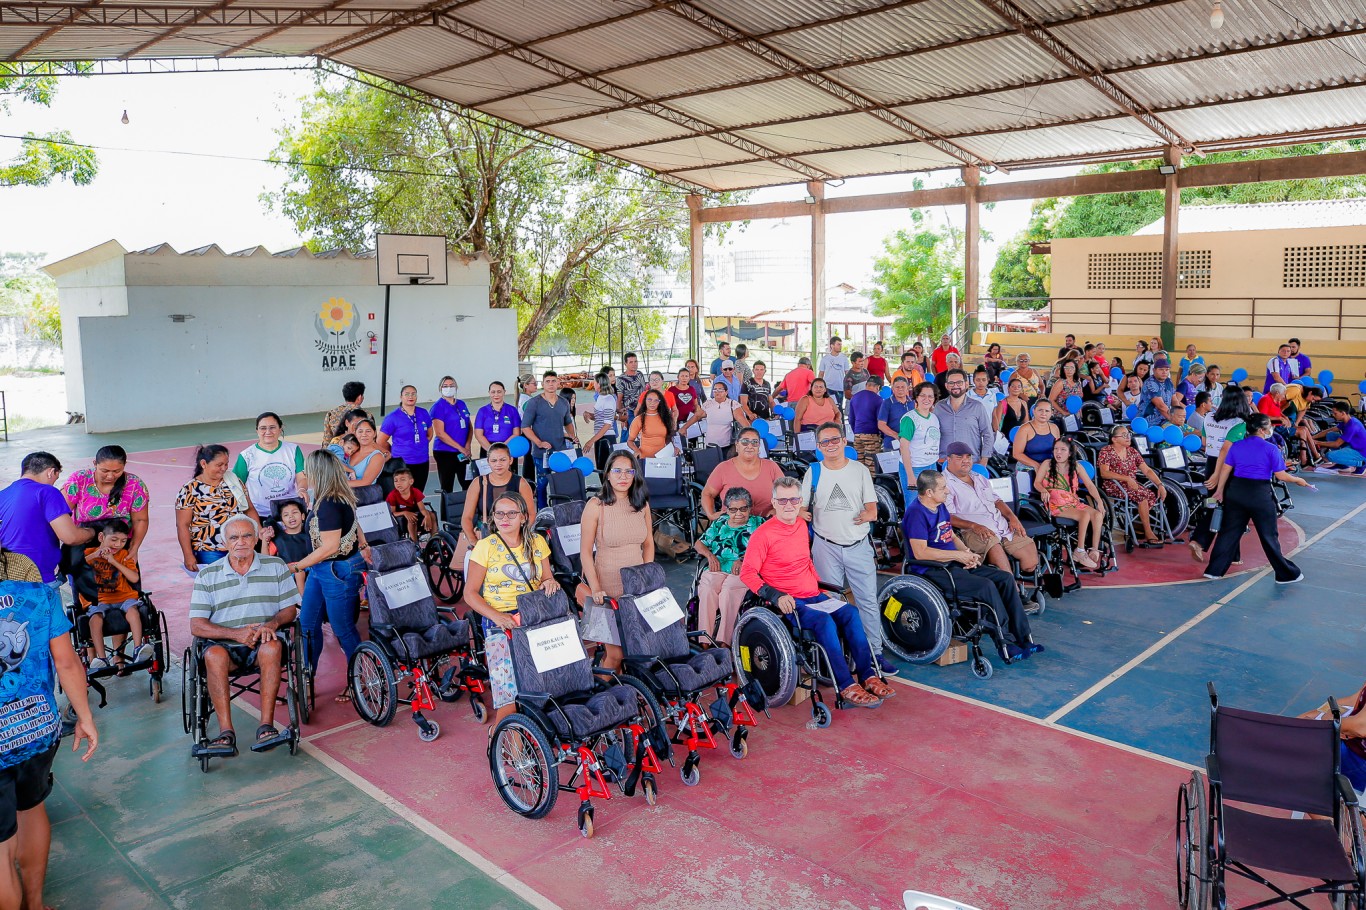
xmin=886 ymin=473 xmax=1366 ymax=766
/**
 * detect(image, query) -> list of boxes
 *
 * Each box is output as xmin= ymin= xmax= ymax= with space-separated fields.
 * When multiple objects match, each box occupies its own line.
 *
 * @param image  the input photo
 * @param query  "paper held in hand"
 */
xmin=526 ymin=618 xmax=587 ymax=673
xmin=375 ymin=564 xmax=429 ymax=608
xmin=356 ymin=501 xmax=395 ymax=535
xmin=806 ymin=597 xmax=845 ymax=614
xmin=557 ymin=523 xmax=582 ymax=556
xmin=633 ymin=587 xmax=685 ymax=632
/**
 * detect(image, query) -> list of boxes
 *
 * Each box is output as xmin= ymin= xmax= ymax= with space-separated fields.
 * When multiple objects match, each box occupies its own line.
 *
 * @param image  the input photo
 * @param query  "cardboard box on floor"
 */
xmin=935 ymin=640 xmax=969 ymax=666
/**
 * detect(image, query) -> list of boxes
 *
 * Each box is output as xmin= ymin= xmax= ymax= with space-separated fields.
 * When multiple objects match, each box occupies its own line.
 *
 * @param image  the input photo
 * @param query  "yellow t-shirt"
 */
xmin=470 ymin=535 xmax=551 ymax=613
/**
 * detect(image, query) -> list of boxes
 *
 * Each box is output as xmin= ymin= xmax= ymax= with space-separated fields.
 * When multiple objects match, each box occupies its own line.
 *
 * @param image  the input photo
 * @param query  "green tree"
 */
xmin=865 ymin=211 xmax=965 ymax=341
xmin=988 ymin=141 xmax=1366 ymax=300
xmin=0 ymin=267 xmax=61 ymax=344
xmin=267 ymin=70 xmax=737 ymax=357
xmin=0 ymin=64 xmax=97 ymax=188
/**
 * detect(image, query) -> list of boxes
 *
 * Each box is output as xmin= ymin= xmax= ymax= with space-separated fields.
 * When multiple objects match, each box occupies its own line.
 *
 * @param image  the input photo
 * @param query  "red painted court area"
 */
xmin=1084 ymin=518 xmax=1302 ymax=588
xmin=124 ymin=441 xmax=1187 ymax=909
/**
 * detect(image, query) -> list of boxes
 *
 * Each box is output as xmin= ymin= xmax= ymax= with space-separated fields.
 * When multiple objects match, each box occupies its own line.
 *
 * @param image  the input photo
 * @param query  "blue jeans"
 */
xmin=788 ymin=597 xmax=875 ymax=692
xmin=532 ymin=447 xmax=551 ymax=510
xmin=300 ymin=553 xmax=364 ymax=671
xmin=195 ymin=550 xmax=227 ymax=566
xmin=1327 ymin=446 xmax=1366 ymax=467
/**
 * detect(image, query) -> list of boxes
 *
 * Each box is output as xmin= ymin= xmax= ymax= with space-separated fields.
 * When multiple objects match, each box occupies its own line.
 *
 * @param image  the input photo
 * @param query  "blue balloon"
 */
xmin=507 ymin=436 xmax=530 ymax=458
xmin=1182 ymin=434 xmax=1202 ymax=452
xmin=971 ymin=464 xmax=990 ymax=478
xmin=548 ymin=451 xmax=572 ymax=473
xmin=1323 ymin=384 xmax=1333 ymax=396
xmin=1293 ymin=377 xmax=1309 ymax=386
xmin=752 ymin=418 xmax=770 ymax=435
xmin=995 ymin=391 xmax=1006 ymax=401
xmin=844 ymin=446 xmax=858 ymax=461
xmin=1066 ymin=395 xmax=1082 ymax=413
xmin=573 ymin=456 xmax=595 ymax=477
xmin=1231 ymin=368 xmax=1248 ymax=383
xmin=1130 ymin=416 xmax=1149 ymax=434
xmin=879 ymin=385 xmax=893 ymax=400
xmin=1146 ymin=427 xmax=1165 ymax=445
xmin=1001 ymin=368 xmax=1015 ymax=380
xmin=1163 ymin=425 xmax=1184 ymax=447
xmin=762 ymin=433 xmax=779 ymax=449
xmin=1079 ymin=461 xmax=1095 ymax=480
xmin=1110 ymin=367 xmax=1123 ymax=381
xmin=1125 ymin=405 xmax=1138 ymax=419
xmin=1008 ymin=426 xmax=1019 ymax=442
xmin=1320 ymin=370 xmax=1335 ymax=385
xmin=1185 ymin=404 xmax=1195 ymax=418
xmin=1251 ymin=392 xmax=1262 ymax=404
xmin=1358 ymin=380 xmax=1366 ymax=394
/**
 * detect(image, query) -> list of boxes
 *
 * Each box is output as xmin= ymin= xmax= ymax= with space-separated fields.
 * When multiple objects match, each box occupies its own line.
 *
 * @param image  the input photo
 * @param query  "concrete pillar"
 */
xmin=686 ymin=194 xmax=704 ymax=362
xmin=1160 ymin=146 xmax=1180 ymax=352
xmin=808 ymin=181 xmax=826 ymax=359
xmin=962 ymin=166 xmax=981 ymax=349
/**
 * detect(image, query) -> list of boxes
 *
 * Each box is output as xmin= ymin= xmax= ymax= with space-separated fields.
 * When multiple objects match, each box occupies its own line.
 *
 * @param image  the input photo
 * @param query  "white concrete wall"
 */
xmin=53 ymin=246 xmax=510 ymax=432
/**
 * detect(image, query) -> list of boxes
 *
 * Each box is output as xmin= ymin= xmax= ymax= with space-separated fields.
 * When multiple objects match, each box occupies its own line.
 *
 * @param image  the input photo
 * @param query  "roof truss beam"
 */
xmin=0 ymin=3 xmax=431 ymax=28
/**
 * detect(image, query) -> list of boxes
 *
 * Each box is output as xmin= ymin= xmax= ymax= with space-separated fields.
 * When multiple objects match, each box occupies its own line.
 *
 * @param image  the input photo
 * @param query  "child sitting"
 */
xmin=83 ymin=519 xmax=151 ymax=674
xmin=263 ymin=499 xmax=313 ymax=594
xmin=386 ymin=467 xmax=434 ymax=542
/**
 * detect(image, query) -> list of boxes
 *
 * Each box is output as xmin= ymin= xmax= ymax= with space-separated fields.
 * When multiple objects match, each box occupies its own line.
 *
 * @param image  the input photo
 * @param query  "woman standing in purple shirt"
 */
xmin=378 ymin=384 xmax=434 ymax=493
xmin=431 ymin=375 xmax=474 ymax=493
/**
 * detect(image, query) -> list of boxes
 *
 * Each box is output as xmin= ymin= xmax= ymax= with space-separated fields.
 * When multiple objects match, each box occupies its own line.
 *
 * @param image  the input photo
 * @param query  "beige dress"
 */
xmin=593 ymin=495 xmax=650 ymax=597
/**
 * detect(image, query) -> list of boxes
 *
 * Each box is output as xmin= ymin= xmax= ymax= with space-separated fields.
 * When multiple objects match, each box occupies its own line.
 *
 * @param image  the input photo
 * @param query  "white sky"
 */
xmin=0 ymin=66 xmax=1079 ymax=280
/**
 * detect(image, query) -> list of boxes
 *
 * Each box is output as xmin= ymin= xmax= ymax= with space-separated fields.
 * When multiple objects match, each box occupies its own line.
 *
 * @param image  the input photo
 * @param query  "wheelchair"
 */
xmin=419 ymin=488 xmax=468 ymax=604
xmin=1014 ymin=467 xmax=1118 ymax=586
xmin=611 ymin=563 xmax=759 ymax=786
xmin=181 ymin=619 xmax=310 ymax=772
xmin=641 ymin=455 xmax=700 ymax=544
xmin=533 ymin=499 xmax=588 ymax=605
xmin=1102 ymin=471 xmax=1186 ymax=553
xmin=1177 ymin=683 xmax=1366 ymax=910
xmin=487 ymin=588 xmax=668 ymax=837
xmin=64 ymin=549 xmax=170 ymax=708
xmin=349 ymin=539 xmax=488 ymax=741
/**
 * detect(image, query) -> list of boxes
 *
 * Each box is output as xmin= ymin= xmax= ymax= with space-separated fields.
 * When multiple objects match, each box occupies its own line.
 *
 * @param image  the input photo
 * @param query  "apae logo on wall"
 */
xmin=315 ymin=297 xmax=362 ymax=371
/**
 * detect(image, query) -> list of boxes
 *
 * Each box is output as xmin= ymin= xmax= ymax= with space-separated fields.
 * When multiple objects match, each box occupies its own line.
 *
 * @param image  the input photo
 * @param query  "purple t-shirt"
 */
xmin=475 ymin=403 xmax=521 ymax=444
xmin=380 ymin=407 xmax=433 ymax=464
xmin=0 ymin=478 xmax=73 ymax=582
xmin=1338 ymin=417 xmax=1366 ymax=456
xmin=1224 ymin=436 xmax=1285 ymax=481
xmin=848 ymin=389 xmax=883 ymax=435
xmin=900 ymin=499 xmax=955 ymax=575
xmin=431 ymin=398 xmax=472 ymax=452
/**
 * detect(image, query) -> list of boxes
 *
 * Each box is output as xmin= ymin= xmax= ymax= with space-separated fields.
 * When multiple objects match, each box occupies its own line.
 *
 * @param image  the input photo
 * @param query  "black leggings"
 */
xmin=1205 ymin=475 xmax=1299 ymax=581
xmin=403 ymin=460 xmax=431 ymax=495
xmin=433 ymin=451 xmax=474 ymax=493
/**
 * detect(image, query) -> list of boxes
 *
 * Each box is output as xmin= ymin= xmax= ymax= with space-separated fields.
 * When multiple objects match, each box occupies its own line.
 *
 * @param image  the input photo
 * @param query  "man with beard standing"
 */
xmin=933 ymin=369 xmax=993 ymax=464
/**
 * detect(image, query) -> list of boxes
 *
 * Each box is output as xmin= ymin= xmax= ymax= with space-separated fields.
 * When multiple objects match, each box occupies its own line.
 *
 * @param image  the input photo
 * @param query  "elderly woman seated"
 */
xmin=1097 ymin=425 xmax=1167 ymax=546
xmin=693 ymin=487 xmax=763 ymax=644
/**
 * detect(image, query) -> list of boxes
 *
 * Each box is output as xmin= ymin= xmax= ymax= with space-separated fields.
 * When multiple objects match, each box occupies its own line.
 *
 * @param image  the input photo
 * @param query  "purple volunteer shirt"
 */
xmin=431 ymin=398 xmax=472 ymax=452
xmin=380 ymin=406 xmax=433 ymax=464
xmin=475 ymin=403 xmax=521 ymax=443
xmin=0 ymin=478 xmax=72 ymax=582
xmin=848 ymin=389 xmax=883 ymax=435
xmin=1224 ymin=436 xmax=1285 ymax=481
xmin=1338 ymin=417 xmax=1366 ymax=456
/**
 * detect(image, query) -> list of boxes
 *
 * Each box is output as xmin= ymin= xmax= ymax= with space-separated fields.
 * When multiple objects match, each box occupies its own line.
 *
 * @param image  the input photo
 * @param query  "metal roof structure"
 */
xmin=1132 ymin=197 xmax=1366 ymax=233
xmin=3 ymin=0 xmax=1366 ymax=192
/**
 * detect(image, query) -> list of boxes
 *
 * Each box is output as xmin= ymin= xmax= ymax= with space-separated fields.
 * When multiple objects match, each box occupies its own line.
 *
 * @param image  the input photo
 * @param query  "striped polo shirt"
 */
xmin=189 ymin=553 xmax=300 ymax=629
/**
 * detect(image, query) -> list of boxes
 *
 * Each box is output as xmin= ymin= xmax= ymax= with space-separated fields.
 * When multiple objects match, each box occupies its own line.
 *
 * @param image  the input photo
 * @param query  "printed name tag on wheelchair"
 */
xmin=467 ymin=459 xmax=491 ymax=480
xmin=375 ymin=564 xmax=429 ymax=608
xmin=989 ymin=476 xmax=1013 ymax=502
xmin=876 ymin=450 xmax=901 ymax=475
xmin=355 ymin=502 xmax=395 ymax=535
xmin=1161 ymin=446 xmax=1184 ymax=469
xmin=526 ymin=618 xmax=587 ymax=673
xmin=1063 ymin=414 xmax=1079 ymax=433
xmin=1099 ymin=408 xmax=1114 ymax=425
xmin=806 ymin=597 xmax=844 ymax=614
xmin=557 ymin=523 xmax=582 ymax=556
xmin=633 ymin=587 xmax=685 ymax=632
xmin=644 ymin=457 xmax=674 ymax=479
xmin=797 ymin=431 xmax=817 ymax=451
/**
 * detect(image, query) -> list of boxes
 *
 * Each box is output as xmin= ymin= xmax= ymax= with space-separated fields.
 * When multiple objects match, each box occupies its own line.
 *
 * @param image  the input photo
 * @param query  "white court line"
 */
xmin=1044 ymin=497 xmax=1366 ymax=725
xmin=301 ymin=717 xmax=365 ymax=743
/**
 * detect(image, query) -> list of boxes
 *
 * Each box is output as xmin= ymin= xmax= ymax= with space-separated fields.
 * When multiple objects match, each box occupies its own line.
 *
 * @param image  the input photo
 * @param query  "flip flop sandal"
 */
xmin=251 ymin=724 xmax=293 ymax=753
xmin=197 ymin=730 xmax=237 ymax=758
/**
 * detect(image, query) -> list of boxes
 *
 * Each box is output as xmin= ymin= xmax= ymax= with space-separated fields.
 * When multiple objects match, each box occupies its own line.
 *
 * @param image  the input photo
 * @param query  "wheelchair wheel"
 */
xmin=971 ymin=655 xmax=993 ymax=680
xmin=286 ymin=672 xmax=301 ymax=754
xmin=1176 ymin=770 xmax=1211 ymax=910
xmin=180 ymin=647 xmax=197 ymax=736
xmin=349 ymin=642 xmax=398 ymax=727
xmin=422 ymin=533 xmax=464 ymax=604
xmin=150 ymin=675 xmax=163 ymax=704
xmin=290 ymin=630 xmax=312 ymax=724
xmin=732 ymin=608 xmax=798 ymax=708
xmin=877 ymin=575 xmax=951 ymax=663
xmin=1160 ymin=477 xmax=1191 ymax=539
xmin=490 ymin=713 xmax=557 ymax=819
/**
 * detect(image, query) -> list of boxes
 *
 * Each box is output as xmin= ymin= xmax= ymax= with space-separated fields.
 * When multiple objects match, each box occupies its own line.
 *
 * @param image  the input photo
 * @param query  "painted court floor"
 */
xmin=8 ymin=419 xmax=1366 ymax=910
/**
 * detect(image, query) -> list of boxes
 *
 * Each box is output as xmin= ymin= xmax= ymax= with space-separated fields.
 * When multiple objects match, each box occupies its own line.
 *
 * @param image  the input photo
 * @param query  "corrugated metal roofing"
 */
xmin=1133 ymin=198 xmax=1366 ymax=234
xmin=4 ymin=0 xmax=1366 ymax=190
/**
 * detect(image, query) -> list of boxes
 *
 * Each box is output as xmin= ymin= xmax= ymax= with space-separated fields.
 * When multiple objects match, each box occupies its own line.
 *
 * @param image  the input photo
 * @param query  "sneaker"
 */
xmin=1202 ymin=573 xmax=1222 ymax=580
xmin=1026 ymin=642 xmax=1046 ymax=656
xmin=86 ymin=657 xmax=108 ymax=675
xmin=133 ymin=642 xmax=154 ymax=663
xmin=876 ymin=653 xmax=898 ymax=675
xmin=1276 ymin=573 xmax=1304 ymax=585
xmin=998 ymin=642 xmax=1029 ymax=663
xmin=1072 ymin=548 xmax=1097 ymax=570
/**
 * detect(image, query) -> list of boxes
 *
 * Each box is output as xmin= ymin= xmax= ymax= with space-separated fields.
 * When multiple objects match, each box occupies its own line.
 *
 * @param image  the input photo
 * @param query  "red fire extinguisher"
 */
xmin=368 ymin=332 xmax=378 ymax=355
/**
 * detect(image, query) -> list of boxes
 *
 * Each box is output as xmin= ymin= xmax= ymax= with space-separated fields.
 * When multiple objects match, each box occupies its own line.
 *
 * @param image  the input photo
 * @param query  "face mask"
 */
xmin=441 ymin=387 xmax=457 ymax=398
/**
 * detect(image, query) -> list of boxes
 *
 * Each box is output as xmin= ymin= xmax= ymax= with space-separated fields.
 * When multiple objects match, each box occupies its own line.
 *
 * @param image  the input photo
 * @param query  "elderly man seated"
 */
xmin=739 ymin=476 xmax=892 ymax=708
xmin=941 ymin=441 xmax=1040 ymax=575
xmin=902 ymin=470 xmax=1042 ymax=663
xmin=189 ymin=513 xmax=301 ymax=757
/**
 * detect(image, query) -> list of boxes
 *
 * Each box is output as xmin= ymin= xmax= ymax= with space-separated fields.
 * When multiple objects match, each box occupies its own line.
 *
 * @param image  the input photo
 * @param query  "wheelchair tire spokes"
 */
xmin=490 ymin=715 xmax=556 ymax=818
xmin=1176 ymin=770 xmax=1211 ymax=910
xmin=349 ymin=642 xmax=397 ymax=728
xmin=421 ymin=534 xmax=463 ymax=604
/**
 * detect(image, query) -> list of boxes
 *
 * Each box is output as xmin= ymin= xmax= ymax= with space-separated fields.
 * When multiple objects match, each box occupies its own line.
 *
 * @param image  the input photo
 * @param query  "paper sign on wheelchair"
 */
xmin=989 ymin=477 xmax=1014 ymax=503
xmin=685 ymin=422 xmax=703 ymax=439
xmin=1099 ymin=408 xmax=1114 ymax=425
xmin=644 ymin=457 xmax=674 ymax=479
xmin=556 ymin=523 xmax=582 ymax=557
xmin=476 ymin=458 xmax=491 ymax=476
xmin=356 ymin=502 xmax=394 ymax=535
xmin=1063 ymin=414 xmax=1079 ymax=433
xmin=806 ymin=597 xmax=845 ymax=614
xmin=1161 ymin=446 xmax=1184 ymax=469
xmin=526 ymin=619 xmax=586 ymax=673
xmin=797 ymin=431 xmax=817 ymax=451
xmin=375 ymin=564 xmax=429 ymax=608
xmin=633 ymin=588 xmax=685 ymax=632
xmin=876 ymin=450 xmax=901 ymax=475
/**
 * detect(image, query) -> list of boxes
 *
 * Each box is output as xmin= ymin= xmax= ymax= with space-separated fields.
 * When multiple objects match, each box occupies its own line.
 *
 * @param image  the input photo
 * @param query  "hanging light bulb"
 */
xmin=120 ymin=109 xmax=129 ymax=125
xmin=1209 ymin=0 xmax=1225 ymax=29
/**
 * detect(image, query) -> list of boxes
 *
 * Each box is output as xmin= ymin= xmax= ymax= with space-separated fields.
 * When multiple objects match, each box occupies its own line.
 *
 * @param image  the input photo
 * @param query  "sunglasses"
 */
xmin=737 ymin=439 xmax=760 ymax=447
xmin=817 ymin=437 xmax=844 ymax=447
xmin=772 ymin=496 xmax=803 ymax=507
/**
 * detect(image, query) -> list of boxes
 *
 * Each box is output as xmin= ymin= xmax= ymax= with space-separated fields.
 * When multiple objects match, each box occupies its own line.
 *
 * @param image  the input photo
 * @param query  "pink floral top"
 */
xmin=61 ymin=469 xmax=150 ymax=525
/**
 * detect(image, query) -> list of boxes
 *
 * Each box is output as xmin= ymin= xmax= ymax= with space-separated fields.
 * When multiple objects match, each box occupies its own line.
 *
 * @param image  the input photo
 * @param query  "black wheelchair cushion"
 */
xmin=615 ymin=564 xmax=689 ymax=663
xmin=545 ymin=500 xmax=586 ymax=578
xmin=1053 ymin=517 xmax=1079 ymax=529
xmin=509 ymin=589 xmax=592 ymax=700
xmin=649 ymin=494 xmax=691 ymax=511
xmin=371 ymin=539 xmax=418 ymax=572
xmin=548 ymin=685 xmax=638 ymax=739
xmin=77 ymin=599 xmax=153 ymax=639
xmin=399 ymin=618 xmax=471 ymax=660
xmin=620 ymin=563 xmax=667 ymax=597
xmin=654 ymin=648 xmax=734 ymax=693
xmin=1021 ymin=520 xmax=1054 ymax=539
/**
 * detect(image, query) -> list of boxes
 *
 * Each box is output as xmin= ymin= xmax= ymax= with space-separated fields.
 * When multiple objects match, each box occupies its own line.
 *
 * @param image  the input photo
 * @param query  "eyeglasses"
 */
xmin=723 ymin=368 xmax=733 ymax=372
xmin=737 ymin=439 xmax=760 ymax=447
xmin=492 ymin=510 xmax=522 ymax=520
xmin=946 ymin=381 xmax=966 ymax=388
xmin=609 ymin=468 xmax=636 ymax=477
xmin=817 ymin=437 xmax=843 ymax=447
xmin=772 ymin=496 xmax=803 ymax=507
xmin=726 ymin=506 xmax=751 ymax=514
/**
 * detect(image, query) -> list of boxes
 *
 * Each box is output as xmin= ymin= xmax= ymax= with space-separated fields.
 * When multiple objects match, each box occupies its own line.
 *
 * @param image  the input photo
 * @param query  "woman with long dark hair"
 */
xmin=1035 ymin=437 xmax=1106 ymax=570
xmin=174 ymin=444 xmax=254 ymax=574
xmin=628 ymin=388 xmax=677 ymax=457
xmin=378 ymin=384 xmax=434 ymax=492
xmin=580 ymin=450 xmax=653 ymax=670
xmin=61 ymin=445 xmax=151 ymax=561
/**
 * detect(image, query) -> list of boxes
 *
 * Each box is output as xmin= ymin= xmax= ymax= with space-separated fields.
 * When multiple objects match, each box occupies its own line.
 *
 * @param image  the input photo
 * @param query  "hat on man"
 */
xmin=945 ymin=441 xmax=975 ymax=457
xmin=721 ymin=359 xmax=735 ymax=370
xmin=1153 ymin=357 xmax=1171 ymax=369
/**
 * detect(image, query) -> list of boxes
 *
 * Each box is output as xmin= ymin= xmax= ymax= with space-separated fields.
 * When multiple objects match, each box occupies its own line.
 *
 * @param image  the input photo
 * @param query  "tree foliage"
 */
xmin=988 ymin=141 xmax=1366 ymax=301
xmin=266 ymin=70 xmax=737 ymax=357
xmin=0 ymin=264 xmax=61 ymax=344
xmin=865 ymin=209 xmax=966 ymax=342
xmin=0 ymin=64 xmax=98 ymax=188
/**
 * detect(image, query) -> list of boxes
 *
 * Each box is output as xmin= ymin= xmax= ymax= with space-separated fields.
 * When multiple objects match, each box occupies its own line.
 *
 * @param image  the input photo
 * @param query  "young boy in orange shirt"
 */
xmin=83 ymin=519 xmax=150 ymax=673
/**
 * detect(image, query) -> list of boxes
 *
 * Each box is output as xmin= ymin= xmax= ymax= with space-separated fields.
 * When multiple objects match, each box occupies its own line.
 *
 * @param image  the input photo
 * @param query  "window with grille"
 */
xmin=1087 ymin=250 xmax=1212 ymax=290
xmin=1283 ymin=245 xmax=1366 ymax=288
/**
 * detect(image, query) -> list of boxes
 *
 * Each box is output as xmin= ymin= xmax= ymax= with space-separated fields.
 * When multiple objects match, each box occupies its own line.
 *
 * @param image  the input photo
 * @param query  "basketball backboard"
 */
xmin=376 ymin=233 xmax=448 ymax=286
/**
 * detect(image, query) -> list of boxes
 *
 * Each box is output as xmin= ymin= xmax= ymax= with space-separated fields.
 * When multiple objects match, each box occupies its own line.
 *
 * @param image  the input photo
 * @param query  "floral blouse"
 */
xmin=62 ymin=469 xmax=150 ymax=525
xmin=174 ymin=479 xmax=249 ymax=552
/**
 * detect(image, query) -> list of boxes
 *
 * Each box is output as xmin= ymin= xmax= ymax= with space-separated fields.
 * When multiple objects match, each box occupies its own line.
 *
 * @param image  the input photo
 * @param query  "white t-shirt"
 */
xmin=818 ymin=353 xmax=851 ymax=394
xmin=701 ymin=399 xmax=741 ymax=447
xmin=800 ymin=459 xmax=875 ymax=546
xmin=899 ymin=409 xmax=942 ymax=470
xmin=966 ymin=389 xmax=996 ymax=414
